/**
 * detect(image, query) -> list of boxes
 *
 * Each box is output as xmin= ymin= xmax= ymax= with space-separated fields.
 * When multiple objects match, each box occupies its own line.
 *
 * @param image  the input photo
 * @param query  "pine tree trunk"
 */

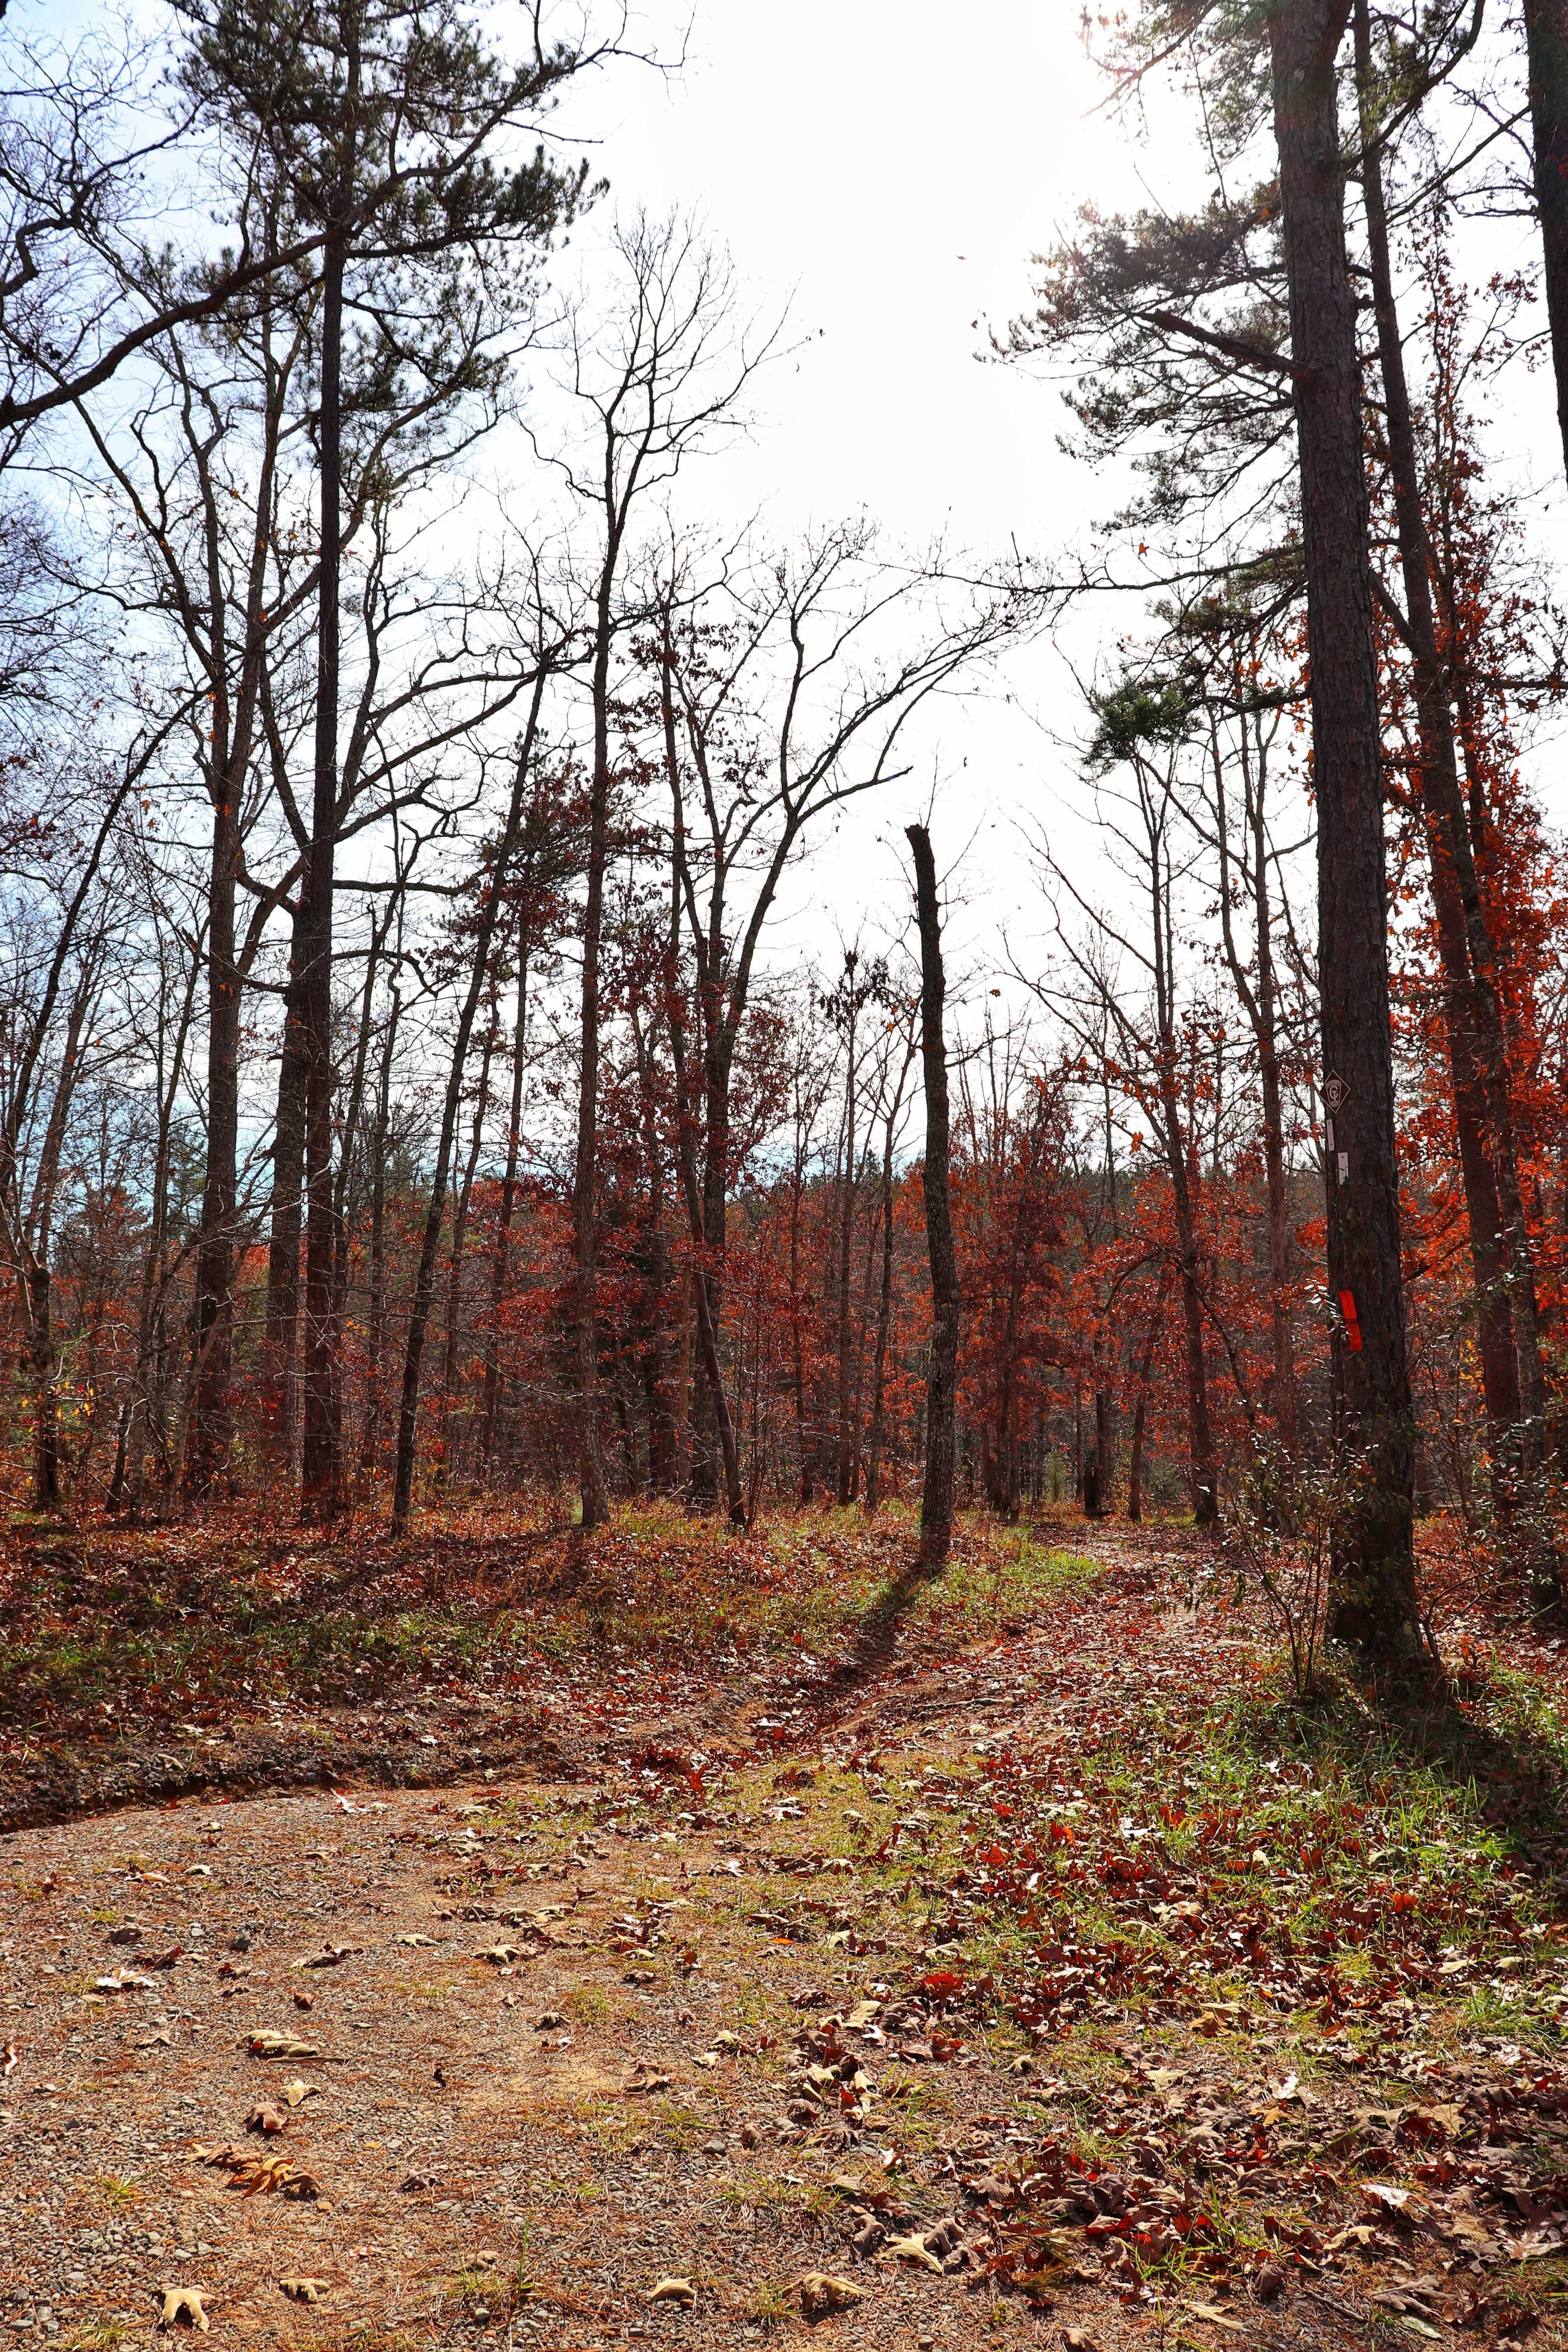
xmin=1269 ymin=0 xmax=1421 ymax=1658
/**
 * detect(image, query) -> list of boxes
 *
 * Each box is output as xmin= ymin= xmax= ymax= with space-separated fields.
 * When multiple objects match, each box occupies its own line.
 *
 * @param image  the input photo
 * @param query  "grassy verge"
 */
xmin=0 ymin=1498 xmax=1095 ymax=1744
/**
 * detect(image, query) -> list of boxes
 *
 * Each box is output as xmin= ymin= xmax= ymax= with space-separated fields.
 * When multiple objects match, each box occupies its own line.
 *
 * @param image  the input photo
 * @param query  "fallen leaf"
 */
xmin=1361 ymin=2181 xmax=1412 ymax=2215
xmin=248 ymin=2031 xmax=321 ymax=2059
xmin=395 ymin=1933 xmax=437 ymax=1947
xmin=799 ymin=2270 xmax=868 ymax=2317
xmin=279 ymin=2278 xmax=330 ymax=2306
xmin=646 ymin=2277 xmax=695 ymax=2307
xmin=159 ymin=2287 xmax=209 ymax=2332
xmin=96 ymin=1969 xmax=156 ymax=1993
xmin=1181 ymin=2305 xmax=1245 ymax=2335
xmin=1323 ymin=2223 xmax=1378 ymax=2254
xmin=477 ymin=1944 xmax=522 ymax=1966
xmin=281 ymin=2078 xmax=319 ymax=2108
xmin=1 ymin=2044 xmax=16 ymax=2079
xmin=622 ymin=2062 xmax=671 ymax=2095
xmin=296 ymin=1943 xmax=361 ymax=1969
xmin=882 ymin=2230 xmax=944 ymax=2273
xmin=245 ymin=2103 xmax=288 ymax=2135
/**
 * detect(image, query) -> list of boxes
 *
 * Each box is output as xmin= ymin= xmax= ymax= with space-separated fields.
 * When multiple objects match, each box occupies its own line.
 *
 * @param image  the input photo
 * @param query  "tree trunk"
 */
xmin=187 ymin=789 xmax=240 ymax=1496
xmin=437 ymin=1023 xmax=493 ymax=1490
xmin=1524 ymin=0 xmax=1568 ymax=483
xmin=572 ymin=570 xmax=614 ymax=1531
xmin=298 ymin=90 xmax=355 ymax=1524
xmin=1268 ymin=0 xmax=1421 ymax=1658
xmin=907 ymin=824 xmax=958 ymax=1574
xmin=1127 ymin=1398 xmax=1146 ymax=1523
xmin=480 ymin=949 xmax=528 ymax=1479
xmin=265 ymin=927 xmax=308 ymax=1469
xmin=358 ymin=985 xmax=400 ymax=1481
xmin=29 ymin=1259 xmax=59 ymax=1510
xmin=789 ymin=1162 xmax=812 ymax=1504
xmin=1087 ymin=1387 xmax=1115 ymax=1517
xmin=866 ymin=1131 xmax=897 ymax=1512
xmin=836 ymin=976 xmax=858 ymax=1506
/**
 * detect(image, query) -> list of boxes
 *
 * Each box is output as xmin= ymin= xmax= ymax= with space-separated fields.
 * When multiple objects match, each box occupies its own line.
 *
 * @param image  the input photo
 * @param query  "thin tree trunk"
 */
xmin=187 ymin=788 xmax=240 ymax=1496
xmin=673 ymin=1264 xmax=693 ymax=1488
xmin=789 ymin=1163 xmax=812 ymax=1503
xmin=866 ymin=1128 xmax=898 ymax=1512
xmin=358 ymin=983 xmax=400 ymax=1481
xmin=1127 ymin=1279 xmax=1167 ymax=1524
xmin=266 ymin=925 xmax=308 ymax=1468
xmin=836 ymin=969 xmax=858 ymax=1505
xmin=907 ymin=823 xmax=958 ymax=1574
xmin=480 ymin=948 xmax=528 ymax=1479
xmin=437 ymin=1022 xmax=494 ymax=1490
xmin=572 ymin=564 xmax=614 ymax=1531
xmin=1268 ymin=0 xmax=1420 ymax=1658
xmin=298 ymin=53 xmax=358 ymax=1524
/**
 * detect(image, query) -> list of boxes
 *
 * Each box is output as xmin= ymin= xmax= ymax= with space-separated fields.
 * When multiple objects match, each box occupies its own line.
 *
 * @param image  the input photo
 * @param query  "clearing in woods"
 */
xmin=2 ymin=1505 xmax=1568 ymax=2350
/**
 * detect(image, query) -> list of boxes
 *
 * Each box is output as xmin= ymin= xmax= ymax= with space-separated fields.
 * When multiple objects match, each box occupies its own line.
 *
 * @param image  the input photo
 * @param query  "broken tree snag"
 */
xmin=907 ymin=822 xmax=959 ymax=1575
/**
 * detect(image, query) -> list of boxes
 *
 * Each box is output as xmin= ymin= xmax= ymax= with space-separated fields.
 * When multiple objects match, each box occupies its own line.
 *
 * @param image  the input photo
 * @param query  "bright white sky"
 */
xmin=543 ymin=0 xmax=1126 ymax=1004
xmin=540 ymin=0 xmax=1566 ymax=1025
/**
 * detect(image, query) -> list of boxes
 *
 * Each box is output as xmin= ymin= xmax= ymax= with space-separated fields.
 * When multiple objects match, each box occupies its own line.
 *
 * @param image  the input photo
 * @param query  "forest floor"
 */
xmin=4 ymin=1503 xmax=1568 ymax=2352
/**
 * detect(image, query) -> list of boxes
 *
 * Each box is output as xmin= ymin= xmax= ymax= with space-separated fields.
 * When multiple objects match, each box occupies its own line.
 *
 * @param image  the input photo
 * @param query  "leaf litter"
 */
xmin=9 ymin=1514 xmax=1568 ymax=2345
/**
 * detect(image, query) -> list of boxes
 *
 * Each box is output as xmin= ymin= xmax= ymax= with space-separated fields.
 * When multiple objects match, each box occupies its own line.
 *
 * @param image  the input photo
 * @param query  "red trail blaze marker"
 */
xmin=1338 ymin=1289 xmax=1363 ymax=1353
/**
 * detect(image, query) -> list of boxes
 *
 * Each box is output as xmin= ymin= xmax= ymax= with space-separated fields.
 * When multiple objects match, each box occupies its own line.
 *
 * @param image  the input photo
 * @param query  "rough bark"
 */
xmin=1268 ymin=0 xmax=1421 ymax=1657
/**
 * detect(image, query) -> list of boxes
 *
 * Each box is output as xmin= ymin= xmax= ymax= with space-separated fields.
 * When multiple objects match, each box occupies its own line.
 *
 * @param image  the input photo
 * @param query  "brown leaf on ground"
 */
xmin=881 ymin=2229 xmax=944 ymax=2272
xmin=159 ymin=2287 xmax=209 ymax=2332
xmin=279 ymin=2277 xmax=330 ymax=2305
xmin=622 ymin=2061 xmax=671 ymax=2094
xmin=297 ymin=1942 xmax=361 ymax=1968
xmin=799 ymin=2271 xmax=868 ymax=2318
xmin=245 ymin=2102 xmax=288 ymax=2134
xmin=645 ymin=2276 xmax=695 ymax=2306
xmin=248 ymin=2030 xmax=321 ymax=2058
xmin=280 ymin=2076 xmax=319 ymax=2107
